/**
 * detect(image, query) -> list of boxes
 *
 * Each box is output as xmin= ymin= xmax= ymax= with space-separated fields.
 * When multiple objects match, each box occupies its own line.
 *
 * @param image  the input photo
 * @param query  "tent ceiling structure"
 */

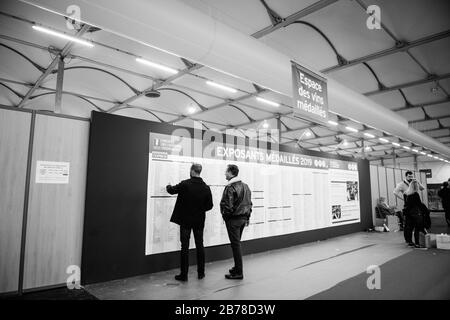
xmin=0 ymin=0 xmax=449 ymax=162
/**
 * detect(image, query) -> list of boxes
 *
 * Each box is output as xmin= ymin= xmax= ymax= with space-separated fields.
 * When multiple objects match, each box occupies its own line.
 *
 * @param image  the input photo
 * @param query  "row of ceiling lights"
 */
xmin=32 ymin=25 xmax=450 ymax=164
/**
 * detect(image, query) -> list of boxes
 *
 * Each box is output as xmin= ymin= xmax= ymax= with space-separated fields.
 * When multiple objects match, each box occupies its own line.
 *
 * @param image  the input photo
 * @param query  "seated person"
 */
xmin=375 ymin=197 xmax=396 ymax=219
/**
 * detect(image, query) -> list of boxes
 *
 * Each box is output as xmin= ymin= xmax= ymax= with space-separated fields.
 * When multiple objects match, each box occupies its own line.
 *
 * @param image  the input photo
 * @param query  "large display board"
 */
xmin=83 ymin=112 xmax=371 ymax=285
xmin=146 ymin=132 xmax=360 ymax=255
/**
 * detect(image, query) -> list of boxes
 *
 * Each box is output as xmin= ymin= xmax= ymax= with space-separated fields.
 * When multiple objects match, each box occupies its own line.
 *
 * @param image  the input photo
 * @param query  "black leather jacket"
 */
xmin=220 ymin=180 xmax=252 ymax=220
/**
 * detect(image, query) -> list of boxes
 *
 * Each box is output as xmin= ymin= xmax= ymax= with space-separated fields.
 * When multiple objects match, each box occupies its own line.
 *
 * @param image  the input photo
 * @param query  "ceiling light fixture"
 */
xmin=345 ymin=126 xmax=358 ymax=133
xmin=206 ymin=81 xmax=237 ymax=93
xmin=256 ymin=97 xmax=280 ymax=107
xmin=403 ymin=146 xmax=410 ymax=150
xmin=379 ymin=138 xmax=389 ymax=143
xmin=392 ymin=142 xmax=400 ymax=147
xmin=32 ymin=25 xmax=94 ymax=47
xmin=427 ymin=154 xmax=433 ymax=158
xmin=136 ymin=58 xmax=178 ymax=74
xmin=420 ymin=152 xmax=426 ymax=155
xmin=262 ymin=121 xmax=269 ymax=129
xmin=327 ymin=120 xmax=338 ymax=126
xmin=364 ymin=133 xmax=375 ymax=138
xmin=412 ymin=149 xmax=419 ymax=153
xmin=187 ymin=106 xmax=196 ymax=114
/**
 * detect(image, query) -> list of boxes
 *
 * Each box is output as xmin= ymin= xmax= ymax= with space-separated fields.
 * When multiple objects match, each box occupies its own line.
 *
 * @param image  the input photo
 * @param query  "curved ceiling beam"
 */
xmin=228 ymin=104 xmax=256 ymax=122
xmin=28 ymin=91 xmax=105 ymax=111
xmin=111 ymin=105 xmax=165 ymax=123
xmin=60 ymin=66 xmax=141 ymax=95
xmin=157 ymin=88 xmax=207 ymax=111
xmin=362 ymin=62 xmax=386 ymax=91
xmin=0 ymin=42 xmax=46 ymax=72
xmin=291 ymin=21 xmax=347 ymax=66
xmin=0 ymin=82 xmax=24 ymax=99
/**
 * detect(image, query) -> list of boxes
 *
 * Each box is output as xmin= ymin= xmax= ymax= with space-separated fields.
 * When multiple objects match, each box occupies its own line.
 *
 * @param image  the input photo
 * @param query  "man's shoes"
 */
xmin=225 ymin=273 xmax=243 ymax=280
xmin=198 ymin=273 xmax=205 ymax=280
xmin=175 ymin=274 xmax=188 ymax=281
xmin=407 ymin=242 xmax=415 ymax=247
xmin=229 ymin=267 xmax=237 ymax=275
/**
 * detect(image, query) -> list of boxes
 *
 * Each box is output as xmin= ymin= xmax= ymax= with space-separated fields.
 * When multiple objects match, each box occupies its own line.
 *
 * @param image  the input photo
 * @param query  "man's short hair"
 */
xmin=226 ymin=164 xmax=239 ymax=177
xmin=405 ymin=171 xmax=413 ymax=177
xmin=190 ymin=163 xmax=202 ymax=175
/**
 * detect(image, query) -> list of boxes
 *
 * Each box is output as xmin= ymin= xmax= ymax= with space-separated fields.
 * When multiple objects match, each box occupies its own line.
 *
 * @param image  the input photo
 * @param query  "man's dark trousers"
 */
xmin=225 ymin=217 xmax=247 ymax=275
xmin=180 ymin=226 xmax=204 ymax=276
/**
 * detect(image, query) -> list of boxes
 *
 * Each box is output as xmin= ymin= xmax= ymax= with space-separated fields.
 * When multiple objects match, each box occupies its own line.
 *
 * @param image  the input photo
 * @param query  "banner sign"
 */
xmin=291 ymin=61 xmax=328 ymax=124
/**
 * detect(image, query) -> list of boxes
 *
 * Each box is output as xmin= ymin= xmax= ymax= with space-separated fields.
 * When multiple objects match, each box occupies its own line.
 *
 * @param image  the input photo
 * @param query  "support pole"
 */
xmin=54 ymin=55 xmax=65 ymax=113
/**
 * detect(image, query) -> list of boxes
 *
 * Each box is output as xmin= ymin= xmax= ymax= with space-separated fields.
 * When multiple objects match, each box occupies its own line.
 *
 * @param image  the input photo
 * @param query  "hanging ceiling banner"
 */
xmin=291 ymin=61 xmax=329 ymax=124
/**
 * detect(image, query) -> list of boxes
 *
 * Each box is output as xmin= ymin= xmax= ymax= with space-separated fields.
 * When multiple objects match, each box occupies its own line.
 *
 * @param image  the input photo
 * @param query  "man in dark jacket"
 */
xmin=438 ymin=181 xmax=450 ymax=226
xmin=220 ymin=164 xmax=252 ymax=280
xmin=166 ymin=163 xmax=213 ymax=281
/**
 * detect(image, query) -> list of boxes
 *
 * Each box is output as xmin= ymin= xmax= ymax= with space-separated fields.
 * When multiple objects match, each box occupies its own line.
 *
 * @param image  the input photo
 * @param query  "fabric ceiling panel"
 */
xmin=369 ymin=0 xmax=450 ymax=40
xmin=302 ymin=0 xmax=394 ymax=61
xmin=329 ymin=64 xmax=379 ymax=94
xmin=181 ymin=0 xmax=270 ymax=35
xmin=424 ymin=102 xmax=450 ymax=118
xmin=369 ymin=91 xmax=405 ymax=110
xmin=366 ymin=52 xmax=428 ymax=88
xmin=401 ymin=82 xmax=448 ymax=105
xmin=409 ymin=38 xmax=450 ymax=75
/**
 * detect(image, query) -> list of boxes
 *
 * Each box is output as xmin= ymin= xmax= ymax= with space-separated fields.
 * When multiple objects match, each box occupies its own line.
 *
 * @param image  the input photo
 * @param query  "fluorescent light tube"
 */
xmin=206 ymin=81 xmax=237 ymax=93
xmin=32 ymin=25 xmax=94 ymax=47
xmin=256 ymin=97 xmax=280 ymax=107
xmin=136 ymin=58 xmax=178 ymax=74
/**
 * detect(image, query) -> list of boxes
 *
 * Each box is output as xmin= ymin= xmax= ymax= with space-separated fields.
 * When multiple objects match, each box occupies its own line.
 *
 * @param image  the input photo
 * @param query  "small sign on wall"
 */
xmin=419 ymin=169 xmax=432 ymax=178
xmin=36 ymin=161 xmax=70 ymax=184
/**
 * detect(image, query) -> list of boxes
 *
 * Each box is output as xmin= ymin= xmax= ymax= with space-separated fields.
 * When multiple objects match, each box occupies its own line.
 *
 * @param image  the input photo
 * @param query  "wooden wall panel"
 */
xmin=386 ymin=168 xmax=396 ymax=207
xmin=23 ymin=114 xmax=89 ymax=289
xmin=369 ymin=165 xmax=379 ymax=223
xmin=0 ymin=109 xmax=31 ymax=294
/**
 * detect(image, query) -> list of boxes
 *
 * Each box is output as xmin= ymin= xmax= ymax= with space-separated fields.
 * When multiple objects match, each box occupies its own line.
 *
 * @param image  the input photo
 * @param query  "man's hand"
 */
xmin=166 ymin=185 xmax=171 ymax=192
xmin=245 ymin=220 xmax=250 ymax=227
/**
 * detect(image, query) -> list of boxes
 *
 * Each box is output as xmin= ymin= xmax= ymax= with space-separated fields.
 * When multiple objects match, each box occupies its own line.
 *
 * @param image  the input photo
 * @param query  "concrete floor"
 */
xmin=85 ymin=213 xmax=450 ymax=300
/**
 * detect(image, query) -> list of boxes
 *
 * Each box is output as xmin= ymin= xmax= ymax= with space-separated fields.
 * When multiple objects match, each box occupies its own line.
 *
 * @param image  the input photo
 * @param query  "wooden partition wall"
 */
xmin=0 ymin=109 xmax=31 ymax=294
xmin=0 ymin=107 xmax=89 ymax=294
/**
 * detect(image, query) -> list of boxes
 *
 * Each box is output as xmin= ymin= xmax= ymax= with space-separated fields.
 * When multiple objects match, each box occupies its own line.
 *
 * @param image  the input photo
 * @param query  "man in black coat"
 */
xmin=438 ymin=180 xmax=450 ymax=226
xmin=220 ymin=164 xmax=252 ymax=280
xmin=166 ymin=163 xmax=213 ymax=281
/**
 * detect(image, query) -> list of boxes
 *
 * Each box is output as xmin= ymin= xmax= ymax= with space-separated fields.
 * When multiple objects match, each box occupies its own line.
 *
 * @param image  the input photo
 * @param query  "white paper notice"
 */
xmin=35 ymin=161 xmax=70 ymax=184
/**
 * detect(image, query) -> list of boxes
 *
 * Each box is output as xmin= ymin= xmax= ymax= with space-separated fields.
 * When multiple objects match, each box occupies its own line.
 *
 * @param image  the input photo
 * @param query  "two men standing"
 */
xmin=166 ymin=163 xmax=252 ymax=281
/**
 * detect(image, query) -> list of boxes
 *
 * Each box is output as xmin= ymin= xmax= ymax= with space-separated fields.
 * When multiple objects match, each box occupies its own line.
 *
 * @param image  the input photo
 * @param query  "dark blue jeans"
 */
xmin=180 ymin=226 xmax=204 ymax=276
xmin=225 ymin=218 xmax=247 ymax=275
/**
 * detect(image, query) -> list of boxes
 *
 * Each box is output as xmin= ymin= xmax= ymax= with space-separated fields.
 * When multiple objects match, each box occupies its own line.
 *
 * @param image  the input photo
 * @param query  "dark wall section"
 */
xmin=82 ymin=112 xmax=372 ymax=285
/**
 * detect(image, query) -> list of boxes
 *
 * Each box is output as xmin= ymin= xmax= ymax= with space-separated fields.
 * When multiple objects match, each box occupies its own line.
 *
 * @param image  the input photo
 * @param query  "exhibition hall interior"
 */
xmin=0 ymin=0 xmax=449 ymax=302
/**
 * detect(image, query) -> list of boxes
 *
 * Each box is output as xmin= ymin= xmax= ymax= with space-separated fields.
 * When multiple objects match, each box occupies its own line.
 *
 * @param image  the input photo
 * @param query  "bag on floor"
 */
xmin=436 ymin=234 xmax=450 ymax=250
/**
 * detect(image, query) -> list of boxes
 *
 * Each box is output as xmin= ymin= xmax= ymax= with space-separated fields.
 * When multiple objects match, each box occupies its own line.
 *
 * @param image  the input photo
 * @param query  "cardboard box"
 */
xmin=386 ymin=215 xmax=399 ymax=232
xmin=425 ymin=234 xmax=437 ymax=249
xmin=436 ymin=234 xmax=450 ymax=250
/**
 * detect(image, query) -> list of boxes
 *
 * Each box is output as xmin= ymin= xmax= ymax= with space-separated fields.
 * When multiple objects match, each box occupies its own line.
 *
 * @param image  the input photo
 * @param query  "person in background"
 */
xmin=375 ymin=197 xmax=396 ymax=219
xmin=220 ymin=164 xmax=252 ymax=280
xmin=393 ymin=171 xmax=425 ymax=239
xmin=166 ymin=163 xmax=213 ymax=281
xmin=404 ymin=180 xmax=428 ymax=248
xmin=438 ymin=180 xmax=450 ymax=226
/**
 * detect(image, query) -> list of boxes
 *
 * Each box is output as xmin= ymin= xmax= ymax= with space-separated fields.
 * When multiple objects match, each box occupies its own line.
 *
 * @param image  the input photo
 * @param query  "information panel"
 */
xmin=146 ymin=133 xmax=360 ymax=255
